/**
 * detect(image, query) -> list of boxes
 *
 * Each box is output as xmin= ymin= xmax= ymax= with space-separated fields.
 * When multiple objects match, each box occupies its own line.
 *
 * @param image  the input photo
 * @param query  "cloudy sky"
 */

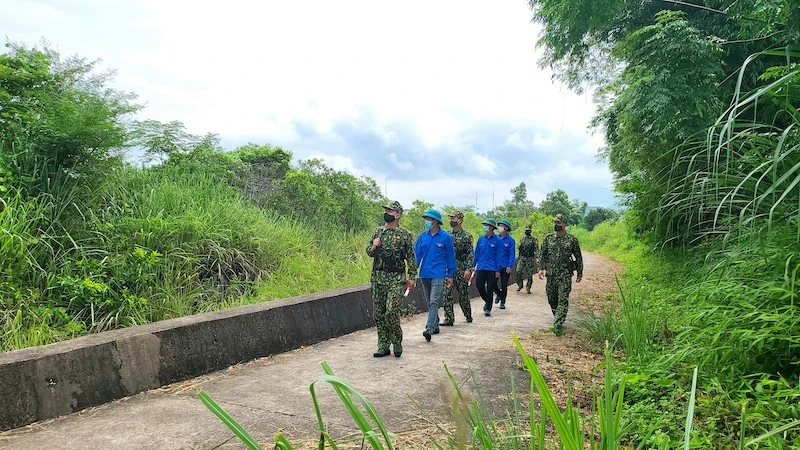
xmin=2 ymin=0 xmax=616 ymax=211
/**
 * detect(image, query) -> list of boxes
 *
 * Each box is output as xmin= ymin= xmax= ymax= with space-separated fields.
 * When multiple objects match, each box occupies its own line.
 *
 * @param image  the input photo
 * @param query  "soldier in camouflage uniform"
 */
xmin=537 ymin=213 xmax=583 ymax=336
xmin=366 ymin=201 xmax=417 ymax=357
xmin=440 ymin=210 xmax=474 ymax=325
xmin=516 ymin=224 xmax=539 ymax=294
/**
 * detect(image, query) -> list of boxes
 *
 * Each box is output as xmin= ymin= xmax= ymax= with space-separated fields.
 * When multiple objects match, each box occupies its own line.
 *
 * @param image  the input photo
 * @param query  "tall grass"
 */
xmin=1 ymin=162 xmax=372 ymax=351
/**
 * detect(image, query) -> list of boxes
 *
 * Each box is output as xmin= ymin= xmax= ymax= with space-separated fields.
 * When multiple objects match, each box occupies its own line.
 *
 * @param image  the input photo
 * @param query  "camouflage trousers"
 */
xmin=516 ymin=256 xmax=537 ymax=292
xmin=545 ymin=275 xmax=572 ymax=330
xmin=441 ymin=262 xmax=472 ymax=323
xmin=371 ymin=272 xmax=405 ymax=352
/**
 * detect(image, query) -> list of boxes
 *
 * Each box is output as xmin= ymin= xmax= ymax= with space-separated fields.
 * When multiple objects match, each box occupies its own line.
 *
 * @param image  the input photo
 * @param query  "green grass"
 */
xmin=1 ymin=163 xmax=372 ymax=351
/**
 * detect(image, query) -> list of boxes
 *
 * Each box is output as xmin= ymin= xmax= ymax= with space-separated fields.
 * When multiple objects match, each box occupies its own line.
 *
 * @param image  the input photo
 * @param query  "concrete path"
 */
xmin=0 ymin=253 xmax=608 ymax=449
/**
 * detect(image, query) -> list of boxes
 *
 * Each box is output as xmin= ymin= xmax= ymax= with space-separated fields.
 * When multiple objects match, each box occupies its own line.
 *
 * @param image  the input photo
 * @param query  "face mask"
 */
xmin=525 ymin=230 xmax=531 ymax=236
xmin=554 ymin=224 xmax=564 ymax=232
xmin=483 ymin=226 xmax=490 ymax=233
xmin=424 ymin=220 xmax=434 ymax=230
xmin=500 ymin=227 xmax=507 ymax=233
xmin=384 ymin=213 xmax=395 ymax=223
xmin=449 ymin=220 xmax=458 ymax=228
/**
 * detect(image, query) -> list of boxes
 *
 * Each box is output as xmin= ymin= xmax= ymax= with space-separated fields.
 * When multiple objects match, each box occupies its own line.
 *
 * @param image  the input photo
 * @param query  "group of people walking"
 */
xmin=366 ymin=200 xmax=584 ymax=358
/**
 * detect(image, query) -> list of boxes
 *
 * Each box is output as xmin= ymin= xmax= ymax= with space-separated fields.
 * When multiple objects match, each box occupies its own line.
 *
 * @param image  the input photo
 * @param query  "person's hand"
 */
xmin=495 ymin=271 xmax=500 ymax=278
xmin=538 ymin=270 xmax=545 ymax=280
xmin=372 ymin=238 xmax=381 ymax=247
xmin=576 ymin=276 xmax=582 ymax=283
xmin=505 ymin=267 xmax=512 ymax=274
xmin=463 ymin=269 xmax=471 ymax=279
xmin=446 ymin=278 xmax=454 ymax=288
xmin=406 ymin=279 xmax=416 ymax=290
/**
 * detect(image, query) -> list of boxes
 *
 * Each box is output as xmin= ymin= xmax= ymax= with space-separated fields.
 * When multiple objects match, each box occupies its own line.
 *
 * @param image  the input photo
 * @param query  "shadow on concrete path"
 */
xmin=0 ymin=253 xmax=610 ymax=449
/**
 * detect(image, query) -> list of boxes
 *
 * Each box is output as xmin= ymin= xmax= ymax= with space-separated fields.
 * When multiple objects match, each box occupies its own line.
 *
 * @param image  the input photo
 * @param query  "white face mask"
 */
xmin=500 ymin=227 xmax=507 ymax=233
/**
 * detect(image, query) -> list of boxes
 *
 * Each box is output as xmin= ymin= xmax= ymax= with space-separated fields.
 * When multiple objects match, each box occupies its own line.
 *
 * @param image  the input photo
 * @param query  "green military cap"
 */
xmin=525 ymin=224 xmax=532 ymax=230
xmin=448 ymin=210 xmax=464 ymax=219
xmin=498 ymin=219 xmax=512 ymax=231
xmin=383 ymin=200 xmax=404 ymax=215
xmin=553 ymin=213 xmax=568 ymax=225
xmin=481 ymin=218 xmax=498 ymax=228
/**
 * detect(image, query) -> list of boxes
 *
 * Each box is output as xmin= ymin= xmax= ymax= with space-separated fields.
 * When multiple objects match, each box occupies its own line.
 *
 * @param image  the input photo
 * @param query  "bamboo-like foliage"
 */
xmin=650 ymin=48 xmax=800 ymax=245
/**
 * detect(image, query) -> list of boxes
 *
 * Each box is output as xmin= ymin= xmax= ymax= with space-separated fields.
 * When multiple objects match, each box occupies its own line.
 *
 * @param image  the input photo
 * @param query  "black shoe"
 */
xmin=466 ymin=317 xmax=473 ymax=323
xmin=393 ymin=344 xmax=402 ymax=357
xmin=499 ymin=304 xmax=506 ymax=309
xmin=432 ymin=328 xmax=440 ymax=334
xmin=423 ymin=329 xmax=432 ymax=341
xmin=440 ymin=321 xmax=454 ymax=326
xmin=484 ymin=310 xmax=491 ymax=316
xmin=494 ymin=296 xmax=500 ymax=304
xmin=526 ymin=290 xmax=531 ymax=294
xmin=516 ymin=285 xmax=523 ymax=292
xmin=373 ymin=349 xmax=391 ymax=357
xmin=554 ymin=327 xmax=564 ymax=337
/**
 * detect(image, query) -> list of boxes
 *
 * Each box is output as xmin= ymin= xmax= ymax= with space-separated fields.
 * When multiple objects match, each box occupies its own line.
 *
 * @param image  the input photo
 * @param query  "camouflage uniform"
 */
xmin=366 ymin=202 xmax=417 ymax=355
xmin=516 ymin=231 xmax=538 ymax=293
xmin=441 ymin=223 xmax=474 ymax=324
xmin=539 ymin=222 xmax=583 ymax=332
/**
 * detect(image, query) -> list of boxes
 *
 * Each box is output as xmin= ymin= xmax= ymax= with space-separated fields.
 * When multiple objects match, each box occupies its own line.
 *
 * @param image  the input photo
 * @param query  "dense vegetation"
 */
xmin=527 ymin=0 xmax=800 ymax=447
xmin=0 ymin=42 xmax=385 ymax=351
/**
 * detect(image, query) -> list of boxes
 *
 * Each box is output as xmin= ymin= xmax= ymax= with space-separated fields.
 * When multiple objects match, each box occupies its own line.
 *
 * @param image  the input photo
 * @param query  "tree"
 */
xmin=406 ymin=199 xmax=434 ymax=232
xmin=584 ymin=207 xmax=619 ymax=231
xmin=0 ymin=42 xmax=138 ymax=187
xmin=129 ymin=120 xmax=205 ymax=164
xmin=538 ymin=189 xmax=572 ymax=217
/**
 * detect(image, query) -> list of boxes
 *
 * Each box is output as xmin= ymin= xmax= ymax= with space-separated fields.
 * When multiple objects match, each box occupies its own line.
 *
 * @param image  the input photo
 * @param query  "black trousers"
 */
xmin=475 ymin=270 xmax=498 ymax=312
xmin=494 ymin=268 xmax=510 ymax=304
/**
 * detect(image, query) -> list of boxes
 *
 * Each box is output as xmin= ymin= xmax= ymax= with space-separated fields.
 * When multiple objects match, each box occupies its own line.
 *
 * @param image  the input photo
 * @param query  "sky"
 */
xmin=2 ymin=0 xmax=617 ymax=212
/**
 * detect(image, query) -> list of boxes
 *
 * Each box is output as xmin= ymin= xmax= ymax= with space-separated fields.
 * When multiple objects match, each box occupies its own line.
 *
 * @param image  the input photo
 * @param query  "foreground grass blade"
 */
xmin=198 ymin=391 xmax=264 ymax=450
xmin=683 ymin=367 xmax=699 ymax=450
xmin=744 ymin=419 xmax=800 ymax=447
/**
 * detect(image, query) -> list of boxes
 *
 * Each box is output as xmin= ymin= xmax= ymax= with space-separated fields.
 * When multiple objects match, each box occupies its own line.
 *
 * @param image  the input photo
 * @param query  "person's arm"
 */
xmin=414 ymin=233 xmax=422 ymax=267
xmin=573 ymin=237 xmax=584 ymax=281
xmin=366 ymin=228 xmax=380 ymax=256
xmin=405 ymin=232 xmax=417 ymax=286
xmin=473 ymin=237 xmax=482 ymax=269
xmin=508 ymin=237 xmax=516 ymax=270
xmin=445 ymin=234 xmax=456 ymax=280
xmin=533 ymin=237 xmax=539 ymax=273
xmin=538 ymin=237 xmax=548 ymax=279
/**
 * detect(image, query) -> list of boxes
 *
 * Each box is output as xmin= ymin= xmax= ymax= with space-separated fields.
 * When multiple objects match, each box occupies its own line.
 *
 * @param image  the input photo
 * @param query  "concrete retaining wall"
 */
xmin=0 ymin=282 xmax=482 ymax=431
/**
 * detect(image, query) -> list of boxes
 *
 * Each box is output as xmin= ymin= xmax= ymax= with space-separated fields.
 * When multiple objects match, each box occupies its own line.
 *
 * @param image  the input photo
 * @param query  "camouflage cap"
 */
xmin=448 ymin=210 xmax=464 ymax=219
xmin=525 ymin=224 xmax=532 ymax=230
xmin=553 ymin=213 xmax=568 ymax=225
xmin=383 ymin=200 xmax=404 ymax=215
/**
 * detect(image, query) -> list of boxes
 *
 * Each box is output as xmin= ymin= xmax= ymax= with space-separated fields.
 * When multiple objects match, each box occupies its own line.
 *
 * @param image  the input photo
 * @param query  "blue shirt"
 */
xmin=497 ymin=234 xmax=516 ymax=269
xmin=415 ymin=228 xmax=456 ymax=278
xmin=474 ymin=233 xmax=501 ymax=271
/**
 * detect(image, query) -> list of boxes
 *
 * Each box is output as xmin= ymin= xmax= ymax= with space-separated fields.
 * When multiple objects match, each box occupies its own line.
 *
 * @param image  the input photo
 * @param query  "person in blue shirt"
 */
xmin=493 ymin=219 xmax=516 ymax=309
xmin=415 ymin=209 xmax=456 ymax=341
xmin=469 ymin=218 xmax=501 ymax=316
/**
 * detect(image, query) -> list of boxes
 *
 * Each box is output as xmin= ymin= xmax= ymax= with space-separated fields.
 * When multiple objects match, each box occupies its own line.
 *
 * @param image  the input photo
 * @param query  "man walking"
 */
xmin=471 ymin=218 xmax=501 ymax=316
xmin=516 ymin=224 xmax=538 ymax=294
xmin=366 ymin=201 xmax=417 ymax=357
xmin=538 ymin=213 xmax=583 ymax=336
xmin=493 ymin=220 xmax=515 ymax=309
xmin=415 ymin=209 xmax=456 ymax=341
xmin=441 ymin=210 xmax=474 ymax=325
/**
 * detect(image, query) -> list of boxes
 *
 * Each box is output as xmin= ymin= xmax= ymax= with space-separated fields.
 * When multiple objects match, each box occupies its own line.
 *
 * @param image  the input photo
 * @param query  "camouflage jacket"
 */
xmin=518 ymin=235 xmax=538 ymax=258
xmin=450 ymin=228 xmax=474 ymax=268
xmin=540 ymin=232 xmax=583 ymax=278
xmin=366 ymin=225 xmax=417 ymax=278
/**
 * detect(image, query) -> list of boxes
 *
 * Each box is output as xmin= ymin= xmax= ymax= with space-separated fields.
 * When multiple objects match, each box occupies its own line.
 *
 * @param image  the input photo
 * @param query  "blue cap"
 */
xmin=422 ymin=208 xmax=443 ymax=225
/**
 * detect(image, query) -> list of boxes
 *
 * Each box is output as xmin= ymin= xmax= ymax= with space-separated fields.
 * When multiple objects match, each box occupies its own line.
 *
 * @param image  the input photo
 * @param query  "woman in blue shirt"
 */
xmin=415 ymin=209 xmax=456 ymax=341
xmin=470 ymin=218 xmax=501 ymax=316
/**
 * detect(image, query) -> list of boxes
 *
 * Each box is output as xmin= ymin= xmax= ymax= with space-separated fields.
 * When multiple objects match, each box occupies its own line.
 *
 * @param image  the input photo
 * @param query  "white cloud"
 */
xmin=387 ymin=153 xmax=414 ymax=171
xmin=1 ymin=0 xmax=616 ymax=209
